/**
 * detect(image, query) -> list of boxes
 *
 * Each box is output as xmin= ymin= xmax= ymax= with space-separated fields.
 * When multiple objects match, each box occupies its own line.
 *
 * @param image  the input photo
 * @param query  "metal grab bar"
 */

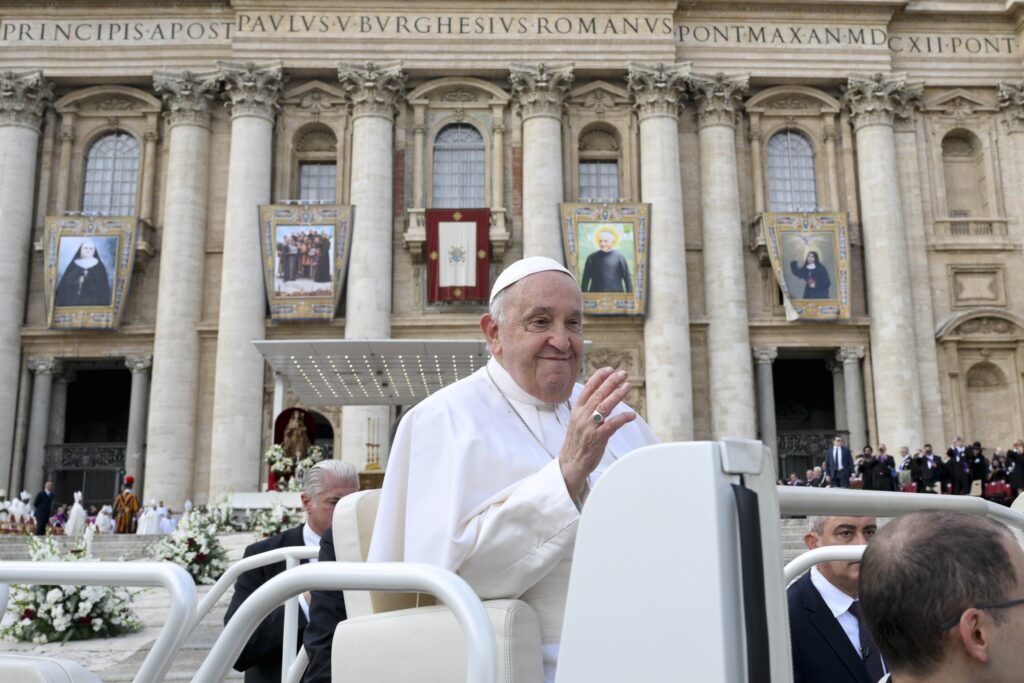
xmin=0 ymin=561 xmax=196 ymax=683
xmin=777 ymin=486 xmax=1024 ymax=534
xmin=783 ymin=545 xmax=866 ymax=584
xmin=192 ymin=562 xmax=497 ymax=683
xmin=286 ymin=646 xmax=309 ymax=683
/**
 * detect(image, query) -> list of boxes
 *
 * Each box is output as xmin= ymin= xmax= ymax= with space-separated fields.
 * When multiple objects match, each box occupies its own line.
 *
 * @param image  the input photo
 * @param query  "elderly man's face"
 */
xmin=598 ymin=233 xmax=614 ymax=252
xmin=805 ymin=516 xmax=877 ymax=598
xmin=301 ymin=473 xmax=358 ymax=537
xmin=481 ymin=271 xmax=583 ymax=404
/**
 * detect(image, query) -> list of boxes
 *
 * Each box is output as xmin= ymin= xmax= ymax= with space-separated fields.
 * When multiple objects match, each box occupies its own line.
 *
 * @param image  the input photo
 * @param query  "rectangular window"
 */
xmin=579 ymin=161 xmax=619 ymax=202
xmin=298 ymin=162 xmax=337 ymax=203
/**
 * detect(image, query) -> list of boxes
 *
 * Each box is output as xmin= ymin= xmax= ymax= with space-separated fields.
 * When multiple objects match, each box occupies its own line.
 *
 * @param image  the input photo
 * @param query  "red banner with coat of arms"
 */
xmin=425 ymin=209 xmax=490 ymax=303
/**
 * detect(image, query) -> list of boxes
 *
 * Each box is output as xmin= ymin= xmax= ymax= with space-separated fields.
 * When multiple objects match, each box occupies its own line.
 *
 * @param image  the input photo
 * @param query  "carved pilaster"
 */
xmin=218 ymin=61 xmax=283 ymax=121
xmin=841 ymin=73 xmax=922 ymax=131
xmin=752 ymin=346 xmax=778 ymax=364
xmin=0 ymin=70 xmax=53 ymax=131
xmin=154 ymin=70 xmax=220 ymax=128
xmin=125 ymin=355 xmax=153 ymax=374
xmin=337 ymin=61 xmax=406 ymax=120
xmin=837 ymin=345 xmax=865 ymax=363
xmin=626 ymin=63 xmax=690 ymax=121
xmin=997 ymin=81 xmax=1024 ymax=133
xmin=688 ymin=72 xmax=749 ymax=130
xmin=509 ymin=63 xmax=574 ymax=120
xmin=27 ymin=357 xmax=60 ymax=376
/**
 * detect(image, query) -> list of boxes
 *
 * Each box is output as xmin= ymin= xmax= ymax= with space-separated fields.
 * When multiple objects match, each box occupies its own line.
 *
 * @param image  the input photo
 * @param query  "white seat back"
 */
xmin=0 ymin=652 xmax=104 ymax=683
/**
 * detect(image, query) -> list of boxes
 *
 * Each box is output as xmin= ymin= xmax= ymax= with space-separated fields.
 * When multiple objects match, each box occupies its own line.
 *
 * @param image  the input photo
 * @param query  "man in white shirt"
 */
xmin=788 ymin=515 xmax=883 ymax=683
xmin=225 ymin=460 xmax=359 ymax=683
xmin=366 ymin=256 xmax=658 ymax=682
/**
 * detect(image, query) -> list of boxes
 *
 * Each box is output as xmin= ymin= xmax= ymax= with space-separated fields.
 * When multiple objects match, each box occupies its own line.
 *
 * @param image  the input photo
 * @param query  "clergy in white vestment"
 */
xmin=65 ymin=491 xmax=88 ymax=536
xmin=94 ymin=505 xmax=114 ymax=534
xmin=367 ymin=256 xmax=659 ymax=683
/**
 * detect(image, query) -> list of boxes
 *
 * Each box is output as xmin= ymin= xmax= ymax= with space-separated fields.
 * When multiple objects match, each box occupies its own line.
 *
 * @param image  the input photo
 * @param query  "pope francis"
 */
xmin=368 ymin=256 xmax=659 ymax=681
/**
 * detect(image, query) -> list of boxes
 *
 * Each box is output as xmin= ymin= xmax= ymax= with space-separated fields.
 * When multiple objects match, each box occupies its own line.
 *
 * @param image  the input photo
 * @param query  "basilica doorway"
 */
xmin=772 ymin=357 xmax=840 ymax=478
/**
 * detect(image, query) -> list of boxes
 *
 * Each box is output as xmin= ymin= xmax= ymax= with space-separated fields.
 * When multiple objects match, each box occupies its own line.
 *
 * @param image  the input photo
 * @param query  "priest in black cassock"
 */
xmin=580 ymin=229 xmax=632 ymax=293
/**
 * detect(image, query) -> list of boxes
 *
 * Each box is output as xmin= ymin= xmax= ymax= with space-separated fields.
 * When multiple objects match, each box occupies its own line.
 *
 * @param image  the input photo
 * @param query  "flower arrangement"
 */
xmin=148 ymin=509 xmax=228 ymax=585
xmin=204 ymin=494 xmax=240 ymax=532
xmin=246 ymin=502 xmax=302 ymax=539
xmin=0 ymin=529 xmax=140 ymax=643
xmin=264 ymin=443 xmax=327 ymax=491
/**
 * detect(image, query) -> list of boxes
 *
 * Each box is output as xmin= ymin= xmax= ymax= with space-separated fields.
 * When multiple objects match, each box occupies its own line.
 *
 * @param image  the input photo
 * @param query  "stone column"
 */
xmin=139 ymin=123 xmax=158 ymax=222
xmin=0 ymin=71 xmax=52 ymax=494
xmin=838 ymin=346 xmax=868 ymax=453
xmin=999 ymin=81 xmax=1024 ymax=254
xmin=690 ymin=73 xmax=757 ymax=439
xmin=124 ymin=356 xmax=152 ymax=491
xmin=147 ymin=70 xmax=220 ymax=508
xmin=208 ymin=62 xmax=283 ymax=496
xmin=842 ymin=74 xmax=924 ymax=449
xmin=752 ymin=347 xmax=778 ymax=459
xmin=626 ymin=63 xmax=694 ymax=441
xmin=337 ymin=62 xmax=406 ymax=469
xmin=24 ymin=358 xmax=60 ymax=493
xmin=826 ymin=358 xmax=848 ymax=433
xmin=272 ymin=372 xmax=285 ymax=422
xmin=46 ymin=370 xmax=71 ymax=447
xmin=509 ymin=63 xmax=573 ymax=260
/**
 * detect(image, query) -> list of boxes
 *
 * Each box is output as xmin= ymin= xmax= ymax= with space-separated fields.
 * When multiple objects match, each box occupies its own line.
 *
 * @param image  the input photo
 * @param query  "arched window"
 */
xmin=578 ymin=128 xmax=620 ymax=201
xmin=295 ymin=127 xmax=338 ymax=203
xmin=432 ymin=123 xmax=486 ymax=208
xmin=941 ymin=130 xmax=989 ymax=226
xmin=766 ymin=130 xmax=817 ymax=212
xmin=82 ymin=132 xmax=140 ymax=215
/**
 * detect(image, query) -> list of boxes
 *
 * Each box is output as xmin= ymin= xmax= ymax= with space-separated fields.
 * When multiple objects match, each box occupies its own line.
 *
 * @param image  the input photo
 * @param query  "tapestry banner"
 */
xmin=425 ymin=208 xmax=490 ymax=303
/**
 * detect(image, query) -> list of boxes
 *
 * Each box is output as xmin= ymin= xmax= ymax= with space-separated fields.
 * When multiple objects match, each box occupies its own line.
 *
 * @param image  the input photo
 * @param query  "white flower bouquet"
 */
xmin=246 ymin=502 xmax=302 ymax=538
xmin=148 ymin=510 xmax=228 ymax=585
xmin=0 ymin=530 xmax=140 ymax=643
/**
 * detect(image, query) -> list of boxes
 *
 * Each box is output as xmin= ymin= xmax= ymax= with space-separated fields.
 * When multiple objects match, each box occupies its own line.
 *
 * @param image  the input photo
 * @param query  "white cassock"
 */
xmin=136 ymin=507 xmax=161 ymax=535
xmin=94 ymin=507 xmax=114 ymax=534
xmin=368 ymin=358 xmax=658 ymax=682
xmin=65 ymin=501 xmax=88 ymax=536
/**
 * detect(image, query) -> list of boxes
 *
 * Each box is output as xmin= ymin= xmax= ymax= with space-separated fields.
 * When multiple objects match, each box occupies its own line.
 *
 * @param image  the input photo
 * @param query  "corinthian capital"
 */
xmin=997 ymin=81 xmax=1024 ymax=133
xmin=752 ymin=346 xmax=778 ymax=364
xmin=509 ymin=63 xmax=574 ymax=120
xmin=0 ymin=70 xmax=53 ymax=131
xmin=626 ymin=63 xmax=690 ymax=120
xmin=687 ymin=72 xmax=749 ymax=129
xmin=842 ymin=73 xmax=922 ymax=131
xmin=154 ymin=69 xmax=220 ymax=128
xmin=125 ymin=355 xmax=153 ymax=373
xmin=837 ymin=346 xmax=865 ymax=364
xmin=218 ymin=61 xmax=283 ymax=121
xmin=337 ymin=61 xmax=406 ymax=120
xmin=27 ymin=357 xmax=61 ymax=376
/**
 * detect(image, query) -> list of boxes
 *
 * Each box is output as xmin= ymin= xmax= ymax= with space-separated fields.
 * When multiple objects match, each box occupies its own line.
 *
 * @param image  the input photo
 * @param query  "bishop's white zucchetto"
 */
xmin=489 ymin=256 xmax=575 ymax=304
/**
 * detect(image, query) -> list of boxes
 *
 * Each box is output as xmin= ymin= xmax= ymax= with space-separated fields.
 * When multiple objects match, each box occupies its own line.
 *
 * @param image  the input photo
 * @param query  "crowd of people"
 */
xmin=276 ymin=230 xmax=332 ymax=284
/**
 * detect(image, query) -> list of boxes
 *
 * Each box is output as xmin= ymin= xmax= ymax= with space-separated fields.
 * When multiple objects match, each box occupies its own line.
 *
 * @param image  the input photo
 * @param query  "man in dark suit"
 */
xmin=946 ymin=436 xmax=971 ymax=495
xmin=33 ymin=481 xmax=54 ymax=536
xmin=788 ymin=515 xmax=883 ymax=683
xmin=918 ymin=444 xmax=944 ymax=493
xmin=225 ymin=460 xmax=359 ymax=683
xmin=300 ymin=525 xmax=348 ymax=683
xmin=1007 ymin=439 xmax=1024 ymax=498
xmin=824 ymin=435 xmax=853 ymax=488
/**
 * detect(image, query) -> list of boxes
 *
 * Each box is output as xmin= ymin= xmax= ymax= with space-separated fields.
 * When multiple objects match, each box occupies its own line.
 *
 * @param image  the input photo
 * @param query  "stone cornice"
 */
xmin=337 ymin=61 xmax=406 ymax=120
xmin=153 ymin=69 xmax=220 ymax=128
xmin=997 ymin=81 xmax=1024 ymax=133
xmin=509 ymin=62 xmax=574 ymax=121
xmin=626 ymin=62 xmax=691 ymax=121
xmin=218 ymin=61 xmax=283 ymax=121
xmin=688 ymin=72 xmax=749 ymax=130
xmin=842 ymin=73 xmax=922 ymax=131
xmin=0 ymin=70 xmax=53 ymax=131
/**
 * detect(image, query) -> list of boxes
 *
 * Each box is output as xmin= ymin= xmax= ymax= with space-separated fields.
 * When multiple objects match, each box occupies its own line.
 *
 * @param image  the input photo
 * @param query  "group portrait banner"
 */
xmin=43 ymin=216 xmax=138 ymax=330
xmin=259 ymin=204 xmax=354 ymax=321
xmin=425 ymin=208 xmax=490 ymax=303
xmin=762 ymin=212 xmax=851 ymax=321
xmin=560 ymin=203 xmax=650 ymax=316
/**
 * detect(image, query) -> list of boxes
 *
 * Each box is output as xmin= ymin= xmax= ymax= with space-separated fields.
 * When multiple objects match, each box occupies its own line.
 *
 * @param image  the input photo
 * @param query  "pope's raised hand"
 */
xmin=559 ymin=366 xmax=636 ymax=501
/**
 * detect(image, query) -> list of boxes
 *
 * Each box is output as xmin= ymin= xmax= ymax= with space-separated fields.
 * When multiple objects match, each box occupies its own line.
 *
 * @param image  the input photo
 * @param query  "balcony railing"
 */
xmin=934 ymin=217 xmax=1008 ymax=238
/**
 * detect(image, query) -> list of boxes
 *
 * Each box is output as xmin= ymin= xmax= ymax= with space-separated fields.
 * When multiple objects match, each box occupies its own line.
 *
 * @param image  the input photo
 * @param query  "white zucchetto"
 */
xmin=489 ymin=256 xmax=575 ymax=304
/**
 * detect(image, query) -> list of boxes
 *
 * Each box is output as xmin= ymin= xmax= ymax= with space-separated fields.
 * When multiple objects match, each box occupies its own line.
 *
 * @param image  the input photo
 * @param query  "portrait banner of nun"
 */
xmin=762 ymin=212 xmax=851 ymax=321
xmin=560 ymin=202 xmax=650 ymax=315
xmin=43 ymin=216 xmax=138 ymax=329
xmin=259 ymin=204 xmax=354 ymax=321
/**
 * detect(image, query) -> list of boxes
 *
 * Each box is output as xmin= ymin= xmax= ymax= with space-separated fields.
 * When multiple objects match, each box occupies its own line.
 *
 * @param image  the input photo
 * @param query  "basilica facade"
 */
xmin=2 ymin=0 xmax=1023 ymax=508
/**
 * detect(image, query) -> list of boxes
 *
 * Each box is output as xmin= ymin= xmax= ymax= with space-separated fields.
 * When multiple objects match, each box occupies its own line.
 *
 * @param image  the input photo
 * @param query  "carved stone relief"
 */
xmin=956 ymin=317 xmax=1013 ymax=335
xmin=296 ymin=129 xmax=337 ymax=152
xmin=965 ymin=361 xmax=1007 ymax=388
xmin=950 ymin=267 xmax=1005 ymax=308
xmin=585 ymin=348 xmax=641 ymax=376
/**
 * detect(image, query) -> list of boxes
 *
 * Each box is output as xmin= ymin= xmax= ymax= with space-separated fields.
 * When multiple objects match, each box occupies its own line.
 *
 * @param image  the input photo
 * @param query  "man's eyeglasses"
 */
xmin=938 ymin=597 xmax=1024 ymax=631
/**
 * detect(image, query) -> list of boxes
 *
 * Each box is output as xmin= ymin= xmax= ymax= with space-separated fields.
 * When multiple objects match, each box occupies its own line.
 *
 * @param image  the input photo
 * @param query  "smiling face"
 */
xmin=481 ymin=271 xmax=583 ymax=404
xmin=597 ymin=232 xmax=614 ymax=252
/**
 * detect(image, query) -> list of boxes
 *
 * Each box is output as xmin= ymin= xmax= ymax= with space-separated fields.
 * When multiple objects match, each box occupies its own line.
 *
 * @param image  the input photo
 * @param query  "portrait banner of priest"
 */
xmin=259 ymin=204 xmax=353 ymax=321
xmin=43 ymin=216 xmax=138 ymax=330
xmin=560 ymin=202 xmax=649 ymax=315
xmin=762 ymin=212 xmax=851 ymax=321
xmin=425 ymin=209 xmax=491 ymax=303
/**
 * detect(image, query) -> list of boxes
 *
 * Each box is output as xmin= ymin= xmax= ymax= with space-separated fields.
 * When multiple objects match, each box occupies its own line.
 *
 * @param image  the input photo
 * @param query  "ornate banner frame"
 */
xmin=259 ymin=204 xmax=354 ymax=321
xmin=43 ymin=216 xmax=138 ymax=330
xmin=762 ymin=212 xmax=851 ymax=321
xmin=560 ymin=202 xmax=650 ymax=316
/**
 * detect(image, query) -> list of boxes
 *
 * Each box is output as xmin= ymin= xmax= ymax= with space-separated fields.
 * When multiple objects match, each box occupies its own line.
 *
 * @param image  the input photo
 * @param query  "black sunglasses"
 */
xmin=938 ymin=597 xmax=1024 ymax=631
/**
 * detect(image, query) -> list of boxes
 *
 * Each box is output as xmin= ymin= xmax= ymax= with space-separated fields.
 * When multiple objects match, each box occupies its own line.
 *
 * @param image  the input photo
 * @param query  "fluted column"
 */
xmin=337 ymin=61 xmax=406 ymax=470
xmin=24 ymin=358 xmax=60 ymax=493
xmin=146 ymin=70 xmax=219 ymax=508
xmin=0 ymin=71 xmax=52 ymax=493
xmin=842 ymin=74 xmax=924 ymax=449
xmin=124 ymin=355 xmax=152 ymax=492
xmin=626 ymin=63 xmax=694 ymax=440
xmin=826 ymin=358 xmax=848 ymax=433
xmin=752 ymin=347 xmax=778 ymax=459
xmin=998 ymin=81 xmax=1024 ymax=230
xmin=208 ymin=62 xmax=283 ymax=496
xmin=838 ymin=346 xmax=868 ymax=454
xmin=690 ymin=72 xmax=756 ymax=439
xmin=46 ymin=370 xmax=72 ymax=447
xmin=510 ymin=63 xmax=573 ymax=260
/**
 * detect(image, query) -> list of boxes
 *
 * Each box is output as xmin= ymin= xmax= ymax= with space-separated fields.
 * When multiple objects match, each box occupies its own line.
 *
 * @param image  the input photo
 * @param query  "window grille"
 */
xmin=767 ymin=130 xmax=817 ymax=212
xmin=82 ymin=133 xmax=140 ymax=216
xmin=299 ymin=162 xmax=338 ymax=203
xmin=579 ymin=161 xmax=619 ymax=202
xmin=432 ymin=123 xmax=486 ymax=208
